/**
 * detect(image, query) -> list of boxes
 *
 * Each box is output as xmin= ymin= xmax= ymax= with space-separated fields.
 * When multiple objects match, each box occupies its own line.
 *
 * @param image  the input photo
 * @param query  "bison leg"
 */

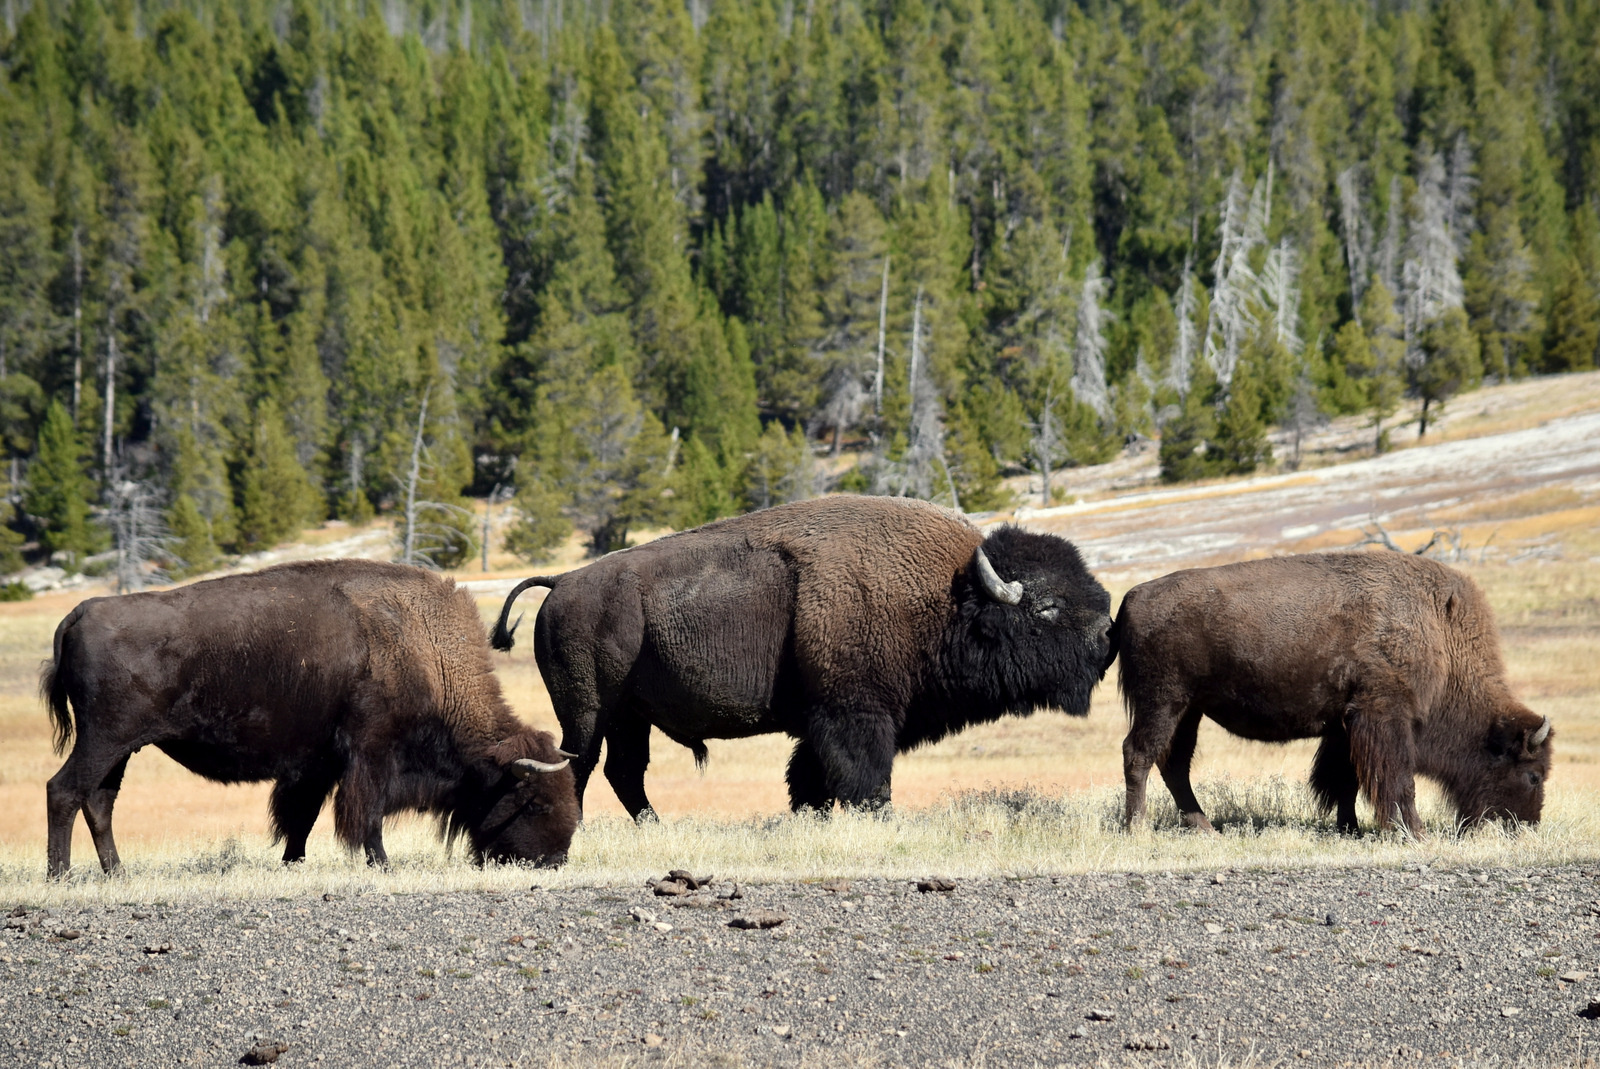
xmin=806 ymin=708 xmax=895 ymax=809
xmin=1310 ymin=725 xmax=1361 ymax=834
xmin=80 ymin=755 xmax=130 ymax=874
xmin=272 ymin=766 xmax=340 ymax=864
xmin=333 ymin=760 xmax=389 ymax=867
xmin=786 ymin=739 xmax=832 ymax=813
xmin=1347 ymin=706 xmax=1424 ymax=838
xmin=845 ymin=777 xmax=892 ymax=814
xmin=1122 ymin=701 xmax=1184 ymax=830
xmin=47 ymin=745 xmax=133 ymax=878
xmin=1156 ymin=710 xmax=1216 ymax=834
xmin=602 ymin=713 xmax=657 ymax=823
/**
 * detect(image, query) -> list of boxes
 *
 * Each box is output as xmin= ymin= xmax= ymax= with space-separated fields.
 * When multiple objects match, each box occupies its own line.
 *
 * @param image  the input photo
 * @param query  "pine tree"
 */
xmin=1210 ymin=354 xmax=1273 ymax=476
xmin=1159 ymin=366 xmax=1220 ymax=484
xmin=502 ymin=475 xmax=572 ymax=565
xmin=1355 ymin=281 xmax=1407 ymax=453
xmin=1542 ymin=256 xmax=1600 ymax=372
xmin=236 ymin=400 xmax=324 ymax=549
xmin=1412 ymin=307 xmax=1482 ymax=437
xmin=166 ymin=493 xmax=219 ymax=579
xmin=743 ymin=421 xmax=816 ymax=512
xmin=24 ymin=401 xmax=102 ymax=568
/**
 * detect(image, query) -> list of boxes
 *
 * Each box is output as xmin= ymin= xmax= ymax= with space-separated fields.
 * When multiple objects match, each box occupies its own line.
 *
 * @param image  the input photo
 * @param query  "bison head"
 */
xmin=454 ymin=732 xmax=581 ymax=867
xmin=1460 ymin=713 xmax=1552 ymax=826
xmin=943 ymin=524 xmax=1112 ymax=718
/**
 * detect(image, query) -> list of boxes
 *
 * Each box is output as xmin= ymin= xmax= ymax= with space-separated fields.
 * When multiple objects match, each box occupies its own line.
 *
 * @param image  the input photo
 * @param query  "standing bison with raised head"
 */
xmin=1115 ymin=552 xmax=1552 ymax=837
xmin=42 ymin=559 xmax=578 ymax=878
xmin=491 ymin=495 xmax=1113 ymax=818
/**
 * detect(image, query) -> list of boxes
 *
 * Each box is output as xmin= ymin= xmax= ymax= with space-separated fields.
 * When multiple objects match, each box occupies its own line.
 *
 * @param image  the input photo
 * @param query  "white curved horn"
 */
xmin=1530 ymin=717 xmax=1551 ymax=748
xmin=973 ymin=547 xmax=1023 ymax=605
xmin=511 ymin=757 xmax=570 ymax=779
xmin=556 ymin=748 xmax=580 ymax=760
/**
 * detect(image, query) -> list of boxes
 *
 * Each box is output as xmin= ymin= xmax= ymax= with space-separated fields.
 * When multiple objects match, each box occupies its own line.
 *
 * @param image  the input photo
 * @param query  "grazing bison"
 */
xmin=42 ymin=560 xmax=578 ymax=878
xmin=1114 ymin=552 xmax=1552 ymax=837
xmin=491 ymin=495 xmax=1113 ymax=818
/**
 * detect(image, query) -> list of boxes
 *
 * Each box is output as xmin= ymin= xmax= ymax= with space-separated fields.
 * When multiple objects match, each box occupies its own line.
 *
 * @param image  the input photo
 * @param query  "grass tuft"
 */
xmin=1 ymin=780 xmax=1594 ymax=908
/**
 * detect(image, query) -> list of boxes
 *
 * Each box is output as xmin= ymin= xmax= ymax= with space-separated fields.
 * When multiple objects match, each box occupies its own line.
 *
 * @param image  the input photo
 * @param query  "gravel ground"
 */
xmin=5 ymin=864 xmax=1600 ymax=1068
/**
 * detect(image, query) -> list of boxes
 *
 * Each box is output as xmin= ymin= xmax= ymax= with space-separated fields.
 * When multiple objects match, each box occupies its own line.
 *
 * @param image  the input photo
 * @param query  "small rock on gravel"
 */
xmin=820 ymin=879 xmax=852 ymax=893
xmin=666 ymin=869 xmax=714 ymax=890
xmin=917 ymin=877 xmax=957 ymax=893
xmin=642 ymin=1034 xmax=664 ymax=1048
xmin=652 ymin=880 xmax=690 ymax=897
xmin=1086 ymin=1009 xmax=1117 ymax=1021
xmin=1560 ymin=971 xmax=1589 ymax=983
xmin=239 ymin=1040 xmax=288 ymax=1065
xmin=1501 ymin=1007 xmax=1522 ymax=1017
xmin=1126 ymin=1036 xmax=1172 ymax=1050
xmin=728 ymin=910 xmax=787 ymax=930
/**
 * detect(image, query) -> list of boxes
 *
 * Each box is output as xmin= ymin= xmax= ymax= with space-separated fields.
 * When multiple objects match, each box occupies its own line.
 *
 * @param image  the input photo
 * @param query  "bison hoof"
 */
xmin=632 ymin=807 xmax=659 ymax=825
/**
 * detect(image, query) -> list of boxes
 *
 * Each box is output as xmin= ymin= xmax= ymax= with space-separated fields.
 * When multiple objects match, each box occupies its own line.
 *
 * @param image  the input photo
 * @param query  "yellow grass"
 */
xmin=2 ymin=375 xmax=1597 ymax=899
xmin=2 ymin=545 xmax=1598 ymax=906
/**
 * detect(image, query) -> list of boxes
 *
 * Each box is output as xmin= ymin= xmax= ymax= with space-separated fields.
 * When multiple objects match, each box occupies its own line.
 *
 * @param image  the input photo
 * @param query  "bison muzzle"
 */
xmin=1114 ymin=552 xmax=1552 ymax=837
xmin=41 ymin=560 xmax=579 ymax=878
xmin=491 ymin=496 xmax=1112 ymax=818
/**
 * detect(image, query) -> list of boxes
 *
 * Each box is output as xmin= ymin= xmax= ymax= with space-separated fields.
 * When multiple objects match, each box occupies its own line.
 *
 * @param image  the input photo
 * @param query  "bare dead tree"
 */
xmin=1352 ymin=516 xmax=1462 ymax=559
xmin=873 ymin=256 xmax=889 ymax=414
xmin=398 ymin=387 xmax=474 ymax=569
xmin=105 ymin=478 xmax=169 ymax=594
xmin=480 ymin=482 xmax=512 ymax=572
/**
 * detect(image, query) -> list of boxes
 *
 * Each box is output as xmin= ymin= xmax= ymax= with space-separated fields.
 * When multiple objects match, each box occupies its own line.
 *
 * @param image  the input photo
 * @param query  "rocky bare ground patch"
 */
xmin=3 ymin=865 xmax=1600 ymax=1067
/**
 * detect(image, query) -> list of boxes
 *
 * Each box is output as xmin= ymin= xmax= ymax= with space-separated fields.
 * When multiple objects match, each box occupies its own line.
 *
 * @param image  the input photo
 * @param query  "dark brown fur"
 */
xmin=41 ymin=559 xmax=578 ymax=878
xmin=492 ymin=496 xmax=1113 ymax=818
xmin=1113 ymin=552 xmax=1551 ymax=836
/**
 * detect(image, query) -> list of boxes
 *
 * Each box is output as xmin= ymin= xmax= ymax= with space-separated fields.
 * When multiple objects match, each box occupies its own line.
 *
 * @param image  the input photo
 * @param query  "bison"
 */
xmin=491 ymin=495 xmax=1113 ymax=818
xmin=42 ymin=559 xmax=579 ymax=878
xmin=1114 ymin=552 xmax=1552 ymax=837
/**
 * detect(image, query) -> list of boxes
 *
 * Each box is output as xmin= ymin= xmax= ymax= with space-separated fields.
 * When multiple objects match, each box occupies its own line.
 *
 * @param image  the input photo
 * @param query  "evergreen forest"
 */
xmin=1 ymin=0 xmax=1598 ymax=582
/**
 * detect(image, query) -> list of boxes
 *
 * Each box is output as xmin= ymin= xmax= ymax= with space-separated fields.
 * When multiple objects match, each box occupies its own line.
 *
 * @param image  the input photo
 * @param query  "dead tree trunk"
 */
xmin=401 ymin=389 xmax=431 ymax=566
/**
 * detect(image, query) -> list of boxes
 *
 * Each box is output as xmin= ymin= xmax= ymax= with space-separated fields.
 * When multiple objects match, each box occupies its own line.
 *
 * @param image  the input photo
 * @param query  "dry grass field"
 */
xmin=1 ymin=374 xmax=1597 ymax=903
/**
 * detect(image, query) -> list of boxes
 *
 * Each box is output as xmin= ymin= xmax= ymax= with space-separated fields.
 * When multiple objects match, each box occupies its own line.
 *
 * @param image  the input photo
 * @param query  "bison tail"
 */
xmin=1104 ymin=612 xmax=1122 ymax=675
xmin=40 ymin=605 xmax=84 ymax=756
xmin=490 ymin=576 xmax=561 ymax=651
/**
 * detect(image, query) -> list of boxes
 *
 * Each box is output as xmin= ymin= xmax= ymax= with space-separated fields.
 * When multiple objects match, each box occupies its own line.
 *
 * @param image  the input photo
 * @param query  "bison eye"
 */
xmin=1527 ymin=772 xmax=1542 ymax=787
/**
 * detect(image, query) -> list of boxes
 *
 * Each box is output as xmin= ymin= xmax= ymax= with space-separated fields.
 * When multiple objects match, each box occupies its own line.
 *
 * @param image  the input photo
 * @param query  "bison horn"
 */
xmin=510 ymin=757 xmax=570 ymax=778
xmin=973 ymin=547 xmax=1023 ymax=605
xmin=556 ymin=748 xmax=579 ymax=760
xmin=1530 ymin=717 xmax=1551 ymax=748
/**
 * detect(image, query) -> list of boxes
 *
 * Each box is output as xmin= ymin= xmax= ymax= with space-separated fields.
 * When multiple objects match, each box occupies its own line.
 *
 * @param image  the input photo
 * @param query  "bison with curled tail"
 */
xmin=1115 ymin=552 xmax=1552 ymax=837
xmin=42 ymin=560 xmax=579 ymax=879
xmin=491 ymin=495 xmax=1114 ymax=820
